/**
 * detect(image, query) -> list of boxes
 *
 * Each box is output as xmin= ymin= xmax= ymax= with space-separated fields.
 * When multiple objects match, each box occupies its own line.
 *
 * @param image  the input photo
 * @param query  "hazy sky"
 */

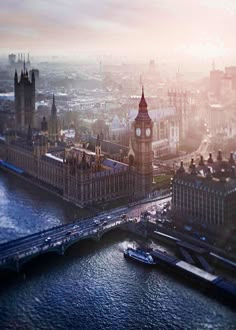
xmin=1 ymin=0 xmax=236 ymax=59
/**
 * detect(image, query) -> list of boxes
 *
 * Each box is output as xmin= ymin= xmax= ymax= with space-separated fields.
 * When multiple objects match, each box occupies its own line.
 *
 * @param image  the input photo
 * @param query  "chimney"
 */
xmin=207 ymin=153 xmax=214 ymax=164
xmin=191 ymin=163 xmax=197 ymax=175
xmin=177 ymin=160 xmax=185 ymax=174
xmin=189 ymin=158 xmax=194 ymax=169
xmin=199 ymin=155 xmax=205 ymax=166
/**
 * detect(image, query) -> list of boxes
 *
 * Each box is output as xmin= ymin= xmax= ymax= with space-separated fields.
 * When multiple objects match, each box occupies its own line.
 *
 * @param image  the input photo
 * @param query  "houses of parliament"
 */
xmin=0 ymin=69 xmax=154 ymax=207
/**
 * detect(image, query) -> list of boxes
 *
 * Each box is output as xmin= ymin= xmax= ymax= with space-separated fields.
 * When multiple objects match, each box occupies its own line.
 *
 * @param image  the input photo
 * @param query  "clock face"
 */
xmin=136 ymin=127 xmax=141 ymax=137
xmin=145 ymin=128 xmax=151 ymax=137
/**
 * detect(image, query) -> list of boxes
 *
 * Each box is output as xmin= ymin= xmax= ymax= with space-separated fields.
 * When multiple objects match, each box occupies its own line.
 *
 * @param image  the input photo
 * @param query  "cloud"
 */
xmin=0 ymin=0 xmax=235 ymax=56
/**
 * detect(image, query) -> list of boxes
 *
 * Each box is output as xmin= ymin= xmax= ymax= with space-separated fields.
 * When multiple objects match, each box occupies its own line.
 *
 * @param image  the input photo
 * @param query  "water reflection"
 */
xmin=0 ymin=172 xmax=93 ymax=243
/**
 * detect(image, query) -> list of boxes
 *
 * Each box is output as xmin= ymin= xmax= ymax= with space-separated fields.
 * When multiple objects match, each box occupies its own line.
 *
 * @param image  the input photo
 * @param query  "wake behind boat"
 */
xmin=124 ymin=247 xmax=156 ymax=265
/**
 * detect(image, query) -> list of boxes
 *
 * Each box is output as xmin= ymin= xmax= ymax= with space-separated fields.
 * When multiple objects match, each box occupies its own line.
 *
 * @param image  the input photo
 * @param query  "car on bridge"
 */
xmin=44 ymin=237 xmax=51 ymax=243
xmin=94 ymin=220 xmax=101 ymax=226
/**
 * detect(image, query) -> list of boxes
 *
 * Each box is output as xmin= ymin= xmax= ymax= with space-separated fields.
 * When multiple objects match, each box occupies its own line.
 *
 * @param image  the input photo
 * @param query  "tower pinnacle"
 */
xmin=23 ymin=55 xmax=26 ymax=75
xmin=14 ymin=70 xmax=18 ymax=83
xmin=51 ymin=94 xmax=57 ymax=116
xmin=139 ymin=85 xmax=147 ymax=107
xmin=135 ymin=86 xmax=150 ymax=121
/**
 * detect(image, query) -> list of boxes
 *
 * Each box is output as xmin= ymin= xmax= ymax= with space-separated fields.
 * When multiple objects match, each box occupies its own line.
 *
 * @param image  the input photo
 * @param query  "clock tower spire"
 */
xmin=133 ymin=87 xmax=153 ymax=198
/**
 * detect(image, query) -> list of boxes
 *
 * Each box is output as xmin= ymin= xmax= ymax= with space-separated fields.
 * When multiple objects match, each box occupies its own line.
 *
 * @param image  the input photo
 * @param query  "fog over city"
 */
xmin=1 ymin=0 xmax=236 ymax=64
xmin=0 ymin=1 xmax=236 ymax=329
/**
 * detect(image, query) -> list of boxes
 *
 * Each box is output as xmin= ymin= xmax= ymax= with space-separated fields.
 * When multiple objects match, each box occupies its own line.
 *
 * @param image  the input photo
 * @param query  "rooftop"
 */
xmin=174 ymin=152 xmax=236 ymax=195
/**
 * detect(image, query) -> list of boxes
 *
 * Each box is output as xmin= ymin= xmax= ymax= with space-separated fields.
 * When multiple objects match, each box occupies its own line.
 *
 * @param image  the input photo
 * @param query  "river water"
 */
xmin=0 ymin=172 xmax=235 ymax=330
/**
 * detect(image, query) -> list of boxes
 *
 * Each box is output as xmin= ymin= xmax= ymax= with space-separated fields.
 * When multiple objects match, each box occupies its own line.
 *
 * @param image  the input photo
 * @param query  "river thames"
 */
xmin=0 ymin=172 xmax=235 ymax=330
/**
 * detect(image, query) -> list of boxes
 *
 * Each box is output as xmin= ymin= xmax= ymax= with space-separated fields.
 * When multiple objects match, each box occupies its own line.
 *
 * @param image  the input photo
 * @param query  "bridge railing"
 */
xmin=0 ymin=218 xmax=136 ymax=270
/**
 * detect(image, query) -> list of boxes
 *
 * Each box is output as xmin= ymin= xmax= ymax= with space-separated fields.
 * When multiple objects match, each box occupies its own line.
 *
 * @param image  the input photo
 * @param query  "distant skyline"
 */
xmin=1 ymin=0 xmax=236 ymax=61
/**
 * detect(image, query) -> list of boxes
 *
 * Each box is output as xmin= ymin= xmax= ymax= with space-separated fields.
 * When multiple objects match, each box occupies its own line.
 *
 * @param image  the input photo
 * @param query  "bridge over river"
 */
xmin=0 ymin=215 xmax=136 ymax=272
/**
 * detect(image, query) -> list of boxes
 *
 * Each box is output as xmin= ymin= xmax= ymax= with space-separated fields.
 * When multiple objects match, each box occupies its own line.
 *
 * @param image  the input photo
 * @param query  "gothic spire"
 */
xmin=23 ymin=54 xmax=26 ymax=74
xmin=135 ymin=86 xmax=150 ymax=121
xmin=14 ymin=70 xmax=18 ymax=83
xmin=139 ymin=86 xmax=147 ymax=107
xmin=51 ymin=94 xmax=57 ymax=116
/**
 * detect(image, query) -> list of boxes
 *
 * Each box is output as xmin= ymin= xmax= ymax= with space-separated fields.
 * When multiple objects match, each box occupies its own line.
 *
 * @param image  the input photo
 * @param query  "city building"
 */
xmin=208 ymin=104 xmax=225 ymax=134
xmin=8 ymin=54 xmax=16 ymax=66
xmin=208 ymin=63 xmax=236 ymax=102
xmin=129 ymin=104 xmax=180 ymax=156
xmin=108 ymin=115 xmax=129 ymax=146
xmin=209 ymin=68 xmax=224 ymax=99
xmin=29 ymin=69 xmax=39 ymax=88
xmin=0 ymin=79 xmax=154 ymax=207
xmin=11 ymin=53 xmax=32 ymax=70
xmin=172 ymin=151 xmax=236 ymax=228
xmin=0 ymin=92 xmax=15 ymax=132
xmin=48 ymin=95 xmax=61 ymax=144
xmin=0 ymin=131 xmax=135 ymax=207
xmin=131 ymin=87 xmax=153 ymax=197
xmin=86 ymin=136 xmax=129 ymax=162
xmin=14 ymin=67 xmax=35 ymax=131
xmin=208 ymin=102 xmax=236 ymax=140
xmin=225 ymin=66 xmax=236 ymax=91
xmin=168 ymin=90 xmax=189 ymax=142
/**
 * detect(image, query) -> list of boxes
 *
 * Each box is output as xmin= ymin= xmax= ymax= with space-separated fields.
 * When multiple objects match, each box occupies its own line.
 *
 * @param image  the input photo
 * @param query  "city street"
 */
xmin=156 ymin=133 xmax=211 ymax=170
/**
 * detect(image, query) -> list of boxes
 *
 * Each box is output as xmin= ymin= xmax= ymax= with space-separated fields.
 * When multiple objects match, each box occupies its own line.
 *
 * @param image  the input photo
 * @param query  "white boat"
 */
xmin=124 ymin=247 xmax=156 ymax=265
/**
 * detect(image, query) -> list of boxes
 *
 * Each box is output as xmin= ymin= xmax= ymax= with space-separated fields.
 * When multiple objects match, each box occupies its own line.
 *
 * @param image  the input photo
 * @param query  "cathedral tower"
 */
xmin=48 ymin=95 xmax=61 ymax=144
xmin=133 ymin=88 xmax=153 ymax=197
xmin=41 ymin=116 xmax=48 ymax=137
xmin=14 ymin=66 xmax=35 ymax=132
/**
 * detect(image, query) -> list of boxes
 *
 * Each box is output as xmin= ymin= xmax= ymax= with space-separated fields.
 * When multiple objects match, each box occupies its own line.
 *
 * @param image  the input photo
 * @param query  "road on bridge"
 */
xmin=0 ymin=194 xmax=171 ymax=271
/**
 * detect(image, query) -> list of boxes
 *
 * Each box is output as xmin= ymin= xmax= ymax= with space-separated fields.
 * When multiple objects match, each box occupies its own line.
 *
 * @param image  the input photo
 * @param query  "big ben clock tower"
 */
xmin=133 ymin=87 xmax=153 ymax=197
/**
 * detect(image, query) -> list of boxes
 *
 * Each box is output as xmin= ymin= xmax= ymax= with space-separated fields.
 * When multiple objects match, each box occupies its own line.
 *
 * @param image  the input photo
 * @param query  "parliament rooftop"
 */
xmin=172 ymin=151 xmax=236 ymax=228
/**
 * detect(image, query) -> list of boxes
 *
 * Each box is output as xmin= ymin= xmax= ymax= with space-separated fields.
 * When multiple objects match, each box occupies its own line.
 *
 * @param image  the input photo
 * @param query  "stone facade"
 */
xmin=0 ymin=82 xmax=154 ymax=207
xmin=14 ymin=67 xmax=35 ymax=131
xmin=132 ymin=88 xmax=153 ymax=198
xmin=0 ymin=136 xmax=134 ymax=208
xmin=172 ymin=152 xmax=236 ymax=227
xmin=48 ymin=95 xmax=61 ymax=144
xmin=168 ymin=90 xmax=189 ymax=142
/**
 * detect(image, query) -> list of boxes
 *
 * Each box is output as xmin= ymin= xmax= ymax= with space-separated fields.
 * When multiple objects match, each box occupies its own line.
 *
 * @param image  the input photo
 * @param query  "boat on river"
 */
xmin=124 ymin=247 xmax=156 ymax=265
